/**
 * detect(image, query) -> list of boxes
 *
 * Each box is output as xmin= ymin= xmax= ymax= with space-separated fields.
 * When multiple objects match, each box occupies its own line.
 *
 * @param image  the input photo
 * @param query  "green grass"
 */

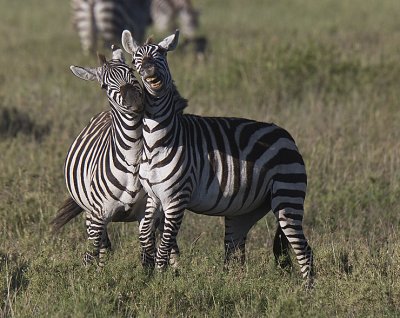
xmin=1 ymin=0 xmax=400 ymax=316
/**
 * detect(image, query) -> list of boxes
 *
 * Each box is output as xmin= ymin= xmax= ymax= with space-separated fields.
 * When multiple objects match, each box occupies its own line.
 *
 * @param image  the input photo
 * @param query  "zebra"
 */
xmin=121 ymin=30 xmax=314 ymax=285
xmin=150 ymin=0 xmax=206 ymax=58
xmin=71 ymin=0 xmax=151 ymax=55
xmin=51 ymin=46 xmax=179 ymax=267
xmin=71 ymin=0 xmax=205 ymax=58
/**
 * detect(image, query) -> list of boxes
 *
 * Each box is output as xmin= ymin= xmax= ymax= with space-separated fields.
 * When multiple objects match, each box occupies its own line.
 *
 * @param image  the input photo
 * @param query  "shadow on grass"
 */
xmin=339 ymin=250 xmax=353 ymax=275
xmin=1 ymin=251 xmax=29 ymax=316
xmin=0 ymin=106 xmax=51 ymax=141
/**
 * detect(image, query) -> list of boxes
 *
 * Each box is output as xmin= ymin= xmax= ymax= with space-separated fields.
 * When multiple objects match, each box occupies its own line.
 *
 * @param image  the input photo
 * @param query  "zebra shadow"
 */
xmin=0 ymin=106 xmax=51 ymax=141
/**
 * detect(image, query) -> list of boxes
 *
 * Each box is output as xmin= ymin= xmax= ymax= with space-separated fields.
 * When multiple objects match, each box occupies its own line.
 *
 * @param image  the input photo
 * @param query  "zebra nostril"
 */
xmin=120 ymin=84 xmax=143 ymax=110
xmin=143 ymin=65 xmax=155 ymax=77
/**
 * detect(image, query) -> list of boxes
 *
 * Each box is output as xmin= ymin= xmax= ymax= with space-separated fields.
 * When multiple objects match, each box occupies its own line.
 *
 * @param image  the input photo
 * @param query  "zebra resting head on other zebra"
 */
xmin=121 ymin=30 xmax=314 ymax=288
xmin=52 ymin=46 xmax=180 ymax=268
xmin=70 ymin=47 xmax=144 ymax=115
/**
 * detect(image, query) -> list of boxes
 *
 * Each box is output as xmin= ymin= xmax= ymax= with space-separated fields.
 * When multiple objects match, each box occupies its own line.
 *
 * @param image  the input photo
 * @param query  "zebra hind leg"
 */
xmin=273 ymin=224 xmax=293 ymax=271
xmin=274 ymin=207 xmax=314 ymax=288
xmin=98 ymin=231 xmax=112 ymax=268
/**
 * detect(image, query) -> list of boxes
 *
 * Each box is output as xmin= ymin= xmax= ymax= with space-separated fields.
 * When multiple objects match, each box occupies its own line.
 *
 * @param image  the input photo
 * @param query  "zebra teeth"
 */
xmin=150 ymin=81 xmax=162 ymax=89
xmin=145 ymin=76 xmax=162 ymax=89
xmin=145 ymin=77 xmax=157 ymax=83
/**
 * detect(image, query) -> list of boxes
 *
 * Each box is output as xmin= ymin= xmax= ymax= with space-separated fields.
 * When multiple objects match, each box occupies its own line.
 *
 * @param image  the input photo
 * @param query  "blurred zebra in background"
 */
xmin=122 ymin=30 xmax=313 ymax=285
xmin=71 ymin=0 xmax=205 ymax=57
xmin=71 ymin=0 xmax=151 ymax=55
xmin=52 ymin=46 xmax=179 ymax=267
xmin=151 ymin=0 xmax=206 ymax=58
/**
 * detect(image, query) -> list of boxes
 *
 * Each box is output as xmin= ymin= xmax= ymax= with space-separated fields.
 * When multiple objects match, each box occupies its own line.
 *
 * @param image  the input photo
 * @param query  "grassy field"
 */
xmin=1 ymin=0 xmax=400 ymax=316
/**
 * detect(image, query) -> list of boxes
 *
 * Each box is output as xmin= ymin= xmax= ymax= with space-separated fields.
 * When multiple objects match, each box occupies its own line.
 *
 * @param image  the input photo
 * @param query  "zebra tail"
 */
xmin=273 ymin=224 xmax=293 ymax=270
xmin=51 ymin=197 xmax=83 ymax=234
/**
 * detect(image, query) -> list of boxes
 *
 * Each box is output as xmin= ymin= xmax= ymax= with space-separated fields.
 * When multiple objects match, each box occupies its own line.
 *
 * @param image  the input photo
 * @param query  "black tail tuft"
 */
xmin=273 ymin=224 xmax=293 ymax=270
xmin=51 ymin=197 xmax=83 ymax=234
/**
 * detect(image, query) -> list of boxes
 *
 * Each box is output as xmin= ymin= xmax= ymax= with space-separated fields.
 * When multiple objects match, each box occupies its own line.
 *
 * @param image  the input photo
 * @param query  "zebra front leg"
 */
xmin=155 ymin=207 xmax=186 ymax=271
xmin=274 ymin=208 xmax=314 ymax=287
xmin=224 ymin=216 xmax=247 ymax=267
xmin=224 ymin=209 xmax=268 ymax=268
xmin=156 ymin=216 xmax=180 ymax=268
xmin=138 ymin=197 xmax=158 ymax=268
xmin=224 ymin=240 xmax=246 ymax=269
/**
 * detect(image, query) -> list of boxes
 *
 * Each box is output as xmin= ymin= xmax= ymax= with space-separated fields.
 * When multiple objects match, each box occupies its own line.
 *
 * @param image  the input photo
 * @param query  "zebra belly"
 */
xmin=187 ymin=186 xmax=271 ymax=216
xmin=68 ymin=181 xmax=144 ymax=221
xmin=92 ymin=173 xmax=144 ymax=221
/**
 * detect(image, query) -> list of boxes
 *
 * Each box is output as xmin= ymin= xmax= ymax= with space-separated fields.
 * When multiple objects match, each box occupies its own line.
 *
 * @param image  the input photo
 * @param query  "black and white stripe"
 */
xmin=71 ymin=0 xmax=205 ymax=57
xmin=122 ymin=30 xmax=314 ymax=284
xmin=71 ymin=0 xmax=151 ymax=55
xmin=52 ymin=48 xmax=167 ymax=266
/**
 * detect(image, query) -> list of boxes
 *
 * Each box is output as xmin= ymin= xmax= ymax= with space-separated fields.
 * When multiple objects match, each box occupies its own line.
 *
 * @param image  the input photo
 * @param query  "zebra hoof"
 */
xmin=83 ymin=252 xmax=96 ymax=266
xmin=140 ymin=251 xmax=155 ymax=268
xmin=276 ymin=256 xmax=293 ymax=273
xmin=304 ymin=276 xmax=315 ymax=291
xmin=169 ymin=256 xmax=179 ymax=269
xmin=155 ymin=262 xmax=168 ymax=272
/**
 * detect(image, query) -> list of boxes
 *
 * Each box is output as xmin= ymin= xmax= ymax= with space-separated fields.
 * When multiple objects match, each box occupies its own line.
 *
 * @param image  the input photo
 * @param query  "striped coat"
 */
xmin=122 ymin=31 xmax=313 ymax=284
xmin=52 ymin=48 xmax=179 ymax=266
xmin=71 ymin=0 xmax=151 ymax=55
xmin=71 ymin=0 xmax=205 ymax=57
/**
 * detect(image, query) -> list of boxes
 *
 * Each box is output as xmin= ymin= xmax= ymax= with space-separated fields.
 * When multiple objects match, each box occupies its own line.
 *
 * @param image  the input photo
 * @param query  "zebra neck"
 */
xmin=141 ymin=88 xmax=185 ymax=152
xmin=143 ymin=84 xmax=187 ymax=117
xmin=110 ymin=106 xmax=143 ymax=166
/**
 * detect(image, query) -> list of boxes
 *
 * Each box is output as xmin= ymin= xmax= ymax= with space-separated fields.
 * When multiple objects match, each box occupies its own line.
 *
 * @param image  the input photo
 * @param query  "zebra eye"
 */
xmin=101 ymin=83 xmax=108 ymax=90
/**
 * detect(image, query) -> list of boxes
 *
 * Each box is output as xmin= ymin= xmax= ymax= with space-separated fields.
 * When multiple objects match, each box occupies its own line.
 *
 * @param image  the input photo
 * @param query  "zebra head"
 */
xmin=122 ymin=30 xmax=179 ymax=97
xmin=70 ymin=46 xmax=144 ymax=114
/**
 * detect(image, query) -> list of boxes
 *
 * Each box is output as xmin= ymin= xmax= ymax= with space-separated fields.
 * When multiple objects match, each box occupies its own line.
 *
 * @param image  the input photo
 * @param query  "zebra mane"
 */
xmin=171 ymin=83 xmax=188 ymax=113
xmin=145 ymin=36 xmax=154 ymax=44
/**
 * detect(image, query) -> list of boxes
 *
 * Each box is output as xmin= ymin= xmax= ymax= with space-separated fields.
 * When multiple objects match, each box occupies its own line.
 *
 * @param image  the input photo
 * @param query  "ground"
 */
xmin=1 ymin=0 xmax=400 ymax=316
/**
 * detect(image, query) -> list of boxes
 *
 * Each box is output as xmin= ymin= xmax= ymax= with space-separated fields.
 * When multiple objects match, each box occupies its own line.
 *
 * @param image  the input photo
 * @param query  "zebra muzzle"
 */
xmin=120 ymin=84 xmax=143 ymax=112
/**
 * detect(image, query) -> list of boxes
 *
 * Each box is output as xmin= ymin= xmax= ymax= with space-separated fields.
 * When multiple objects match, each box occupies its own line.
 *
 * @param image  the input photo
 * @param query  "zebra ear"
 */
xmin=70 ymin=66 xmax=99 ymax=82
xmin=111 ymin=45 xmax=125 ymax=62
xmin=122 ymin=30 xmax=139 ymax=55
xmin=158 ymin=29 xmax=180 ymax=52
